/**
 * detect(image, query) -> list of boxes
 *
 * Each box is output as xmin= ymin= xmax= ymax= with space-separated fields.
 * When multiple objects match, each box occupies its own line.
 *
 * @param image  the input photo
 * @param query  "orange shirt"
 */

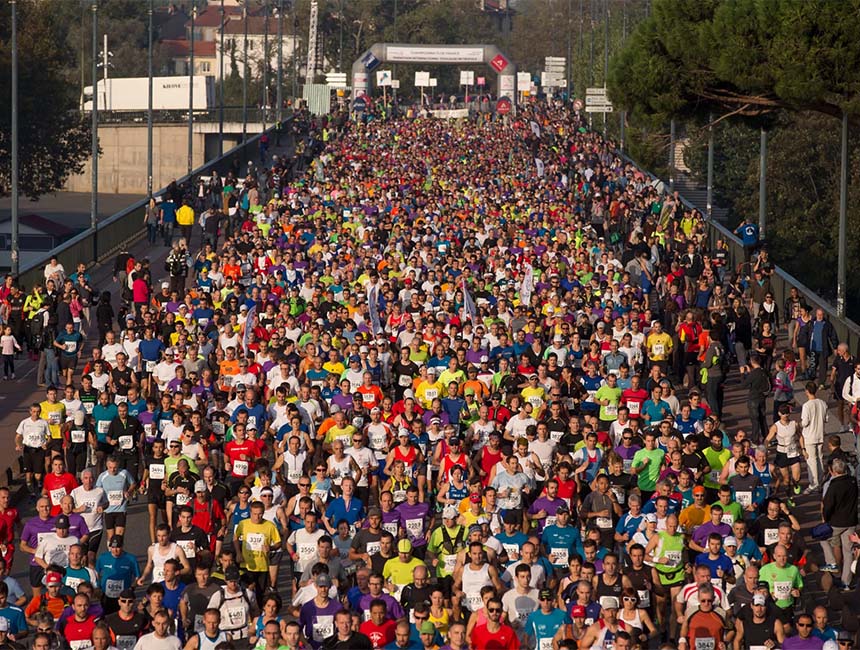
xmin=685 ymin=610 xmax=726 ymax=650
xmin=25 ymin=593 xmax=71 ymax=620
xmin=218 ymin=359 xmax=241 ymax=391
xmin=355 ymin=385 xmax=384 ymax=409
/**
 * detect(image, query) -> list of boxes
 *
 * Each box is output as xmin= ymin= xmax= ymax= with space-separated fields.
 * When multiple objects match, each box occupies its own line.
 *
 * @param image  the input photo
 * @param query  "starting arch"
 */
xmin=352 ymin=43 xmax=517 ymax=107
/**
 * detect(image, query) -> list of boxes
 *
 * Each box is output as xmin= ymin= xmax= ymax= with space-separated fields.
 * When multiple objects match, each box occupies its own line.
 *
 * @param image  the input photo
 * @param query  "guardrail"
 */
xmin=15 ymin=117 xmax=293 ymax=291
xmin=95 ymin=107 xmax=277 ymax=125
xmin=618 ymin=152 xmax=860 ymax=356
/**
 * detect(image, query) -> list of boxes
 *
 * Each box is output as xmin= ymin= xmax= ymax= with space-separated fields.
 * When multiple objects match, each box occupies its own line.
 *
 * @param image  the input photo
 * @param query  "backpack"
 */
xmin=440 ymin=525 xmax=466 ymax=556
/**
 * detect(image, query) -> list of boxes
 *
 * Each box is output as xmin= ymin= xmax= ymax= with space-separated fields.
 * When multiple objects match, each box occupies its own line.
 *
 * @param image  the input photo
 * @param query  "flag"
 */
xmin=530 ymin=120 xmax=541 ymax=138
xmin=462 ymin=279 xmax=477 ymax=325
xmin=242 ymin=303 xmax=256 ymax=354
xmin=520 ymin=262 xmax=534 ymax=305
xmin=368 ymin=283 xmax=382 ymax=335
xmin=535 ymin=157 xmax=545 ymax=178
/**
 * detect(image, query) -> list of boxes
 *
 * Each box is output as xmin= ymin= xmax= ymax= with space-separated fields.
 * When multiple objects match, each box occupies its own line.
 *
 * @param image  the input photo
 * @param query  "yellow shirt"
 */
xmin=678 ymin=504 xmax=708 ymax=531
xmin=437 ymin=369 xmax=465 ymax=390
xmin=646 ymin=332 xmax=674 ymax=361
xmin=415 ymin=380 xmax=442 ymax=408
xmin=383 ymin=556 xmax=426 ymax=586
xmin=322 ymin=361 xmax=346 ymax=376
xmin=521 ymin=386 xmax=546 ymax=409
xmin=176 ymin=204 xmax=195 ymax=227
xmin=324 ymin=424 xmax=356 ymax=447
xmin=235 ymin=519 xmax=281 ymax=572
xmin=40 ymin=401 xmax=66 ymax=440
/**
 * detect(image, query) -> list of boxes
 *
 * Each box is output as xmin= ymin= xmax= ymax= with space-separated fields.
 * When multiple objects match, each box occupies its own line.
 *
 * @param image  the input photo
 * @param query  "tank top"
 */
xmin=393 ymin=446 xmax=418 ymax=478
xmin=461 ymin=564 xmax=491 ymax=611
xmin=589 ymin=620 xmax=627 ymax=650
xmin=327 ymin=455 xmax=353 ymax=486
xmin=390 ymin=477 xmax=412 ymax=504
xmin=446 ymin=481 xmax=469 ymax=502
xmin=624 ymin=566 xmax=653 ymax=610
xmin=742 ymin=615 xmax=778 ymax=649
xmin=441 ymin=453 xmax=469 ymax=480
xmin=428 ymin=608 xmax=450 ymax=636
xmin=263 ymin=506 xmax=282 ymax=531
xmin=653 ymin=531 xmax=685 ymax=584
xmin=198 ymin=632 xmax=228 ymax=650
xmin=775 ymin=420 xmax=799 ymax=456
xmin=752 ymin=461 xmax=772 ymax=500
xmin=480 ymin=448 xmax=503 ymax=485
xmin=255 ymin=616 xmax=282 ymax=638
xmin=595 ymin=573 xmax=624 ymax=601
xmin=151 ymin=542 xmax=178 ymax=583
xmin=231 ymin=502 xmax=251 ymax=531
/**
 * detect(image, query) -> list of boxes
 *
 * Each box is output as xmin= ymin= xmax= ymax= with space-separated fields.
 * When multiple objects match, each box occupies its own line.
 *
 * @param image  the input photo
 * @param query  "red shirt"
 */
xmin=480 ymin=447 xmax=503 ymax=487
xmin=620 ymin=388 xmax=649 ymax=419
xmin=470 ymin=622 xmax=519 ymax=650
xmin=43 ymin=473 xmax=80 ymax=515
xmin=191 ymin=497 xmax=225 ymax=534
xmin=359 ymin=618 xmax=396 ymax=649
xmin=60 ymin=614 xmax=99 ymax=646
xmin=0 ymin=507 xmax=20 ymax=544
xmin=224 ymin=440 xmax=260 ymax=479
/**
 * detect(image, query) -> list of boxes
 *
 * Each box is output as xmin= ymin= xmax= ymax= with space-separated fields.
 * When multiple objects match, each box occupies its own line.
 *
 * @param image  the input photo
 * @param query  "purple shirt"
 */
xmin=62 ymin=513 xmax=90 ymax=541
xmin=395 ymin=502 xmax=431 ymax=547
xmin=358 ymin=592 xmax=405 ymax=620
xmin=782 ymin=636 xmax=825 ymax=650
xmin=21 ymin=516 xmax=56 ymax=565
xmin=692 ymin=521 xmax=733 ymax=548
xmin=527 ymin=496 xmax=568 ymax=533
xmin=299 ymin=597 xmax=344 ymax=649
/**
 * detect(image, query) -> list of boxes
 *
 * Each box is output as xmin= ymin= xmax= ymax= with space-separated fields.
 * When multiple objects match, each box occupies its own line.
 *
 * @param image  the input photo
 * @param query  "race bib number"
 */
xmin=178 ymin=539 xmax=196 ymax=558
xmin=25 ymin=430 xmax=45 ymax=447
xmin=367 ymin=542 xmax=381 ymax=557
xmin=143 ymin=423 xmax=154 ymax=437
xmin=774 ymin=580 xmax=791 ymax=601
xmin=49 ymin=487 xmax=67 ymax=505
xmin=108 ymin=491 xmax=124 ymax=506
xmin=405 ymin=518 xmax=423 ymax=537
xmin=709 ymin=470 xmax=720 ymax=484
xmin=503 ymin=543 xmax=519 ymax=558
xmin=114 ymin=395 xmax=128 ymax=405
xmin=370 ymin=431 xmax=387 ymax=451
xmin=550 ymin=429 xmax=563 ymax=443
xmin=153 ymin=566 xmax=165 ymax=583
xmin=175 ymin=493 xmax=191 ymax=506
xmin=287 ymin=468 xmax=303 ymax=484
xmin=66 ymin=576 xmax=83 ymax=591
xmin=637 ymin=589 xmax=650 ymax=608
xmin=652 ymin=343 xmax=665 ymax=356
xmin=97 ymin=421 xmax=110 ymax=435
xmin=551 ymin=547 xmax=569 ymax=566
xmin=444 ymin=554 xmax=457 ymax=573
xmin=735 ymin=491 xmax=752 ymax=507
xmin=313 ymin=617 xmax=334 ymax=642
xmin=69 ymin=640 xmax=92 ymax=650
xmin=64 ymin=342 xmax=77 ymax=353
xmin=84 ymin=402 xmax=95 ymax=414
xmin=246 ymin=533 xmax=266 ymax=552
xmin=119 ymin=435 xmax=133 ymax=450
xmin=71 ymin=429 xmax=86 ymax=444
xmin=665 ymin=551 xmax=682 ymax=566
xmin=610 ymin=486 xmax=626 ymax=504
xmin=721 ymin=513 xmax=734 ymax=526
xmin=424 ymin=389 xmax=438 ymax=400
xmin=539 ymin=639 xmax=553 ymax=650
xmin=298 ymin=543 xmax=316 ymax=559
xmin=627 ymin=401 xmax=641 ymax=415
xmin=596 ymin=516 xmax=613 ymax=529
xmin=105 ymin=578 xmax=124 ymax=598
xmin=145 ymin=360 xmax=157 ymax=373
xmin=695 ymin=638 xmax=715 ymax=650
xmin=222 ymin=375 xmax=234 ymax=387
xmin=463 ymin=593 xmax=482 ymax=612
xmin=383 ymin=522 xmax=399 ymax=536
xmin=117 ymin=636 xmax=137 ymax=650
xmin=399 ymin=375 xmax=412 ymax=387
xmin=225 ymin=605 xmax=247 ymax=628
xmin=233 ymin=460 xmax=249 ymax=476
xmin=623 ymin=459 xmax=633 ymax=472
xmin=544 ymin=516 xmax=557 ymax=528
xmin=48 ymin=411 xmax=62 ymax=426
xmin=603 ymin=404 xmax=618 ymax=417
xmin=149 ymin=464 xmax=165 ymax=480
xmin=362 ymin=392 xmax=375 ymax=403
xmin=764 ymin=528 xmax=779 ymax=546
xmin=528 ymin=396 xmax=543 ymax=408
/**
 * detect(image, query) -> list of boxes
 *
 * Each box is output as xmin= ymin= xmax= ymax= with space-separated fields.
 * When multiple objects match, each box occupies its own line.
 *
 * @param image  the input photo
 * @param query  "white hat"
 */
xmin=442 ymin=505 xmax=458 ymax=520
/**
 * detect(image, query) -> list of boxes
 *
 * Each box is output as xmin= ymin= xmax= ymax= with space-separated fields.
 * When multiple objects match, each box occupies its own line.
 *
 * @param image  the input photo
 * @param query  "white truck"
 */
xmin=82 ymin=75 xmax=215 ymax=112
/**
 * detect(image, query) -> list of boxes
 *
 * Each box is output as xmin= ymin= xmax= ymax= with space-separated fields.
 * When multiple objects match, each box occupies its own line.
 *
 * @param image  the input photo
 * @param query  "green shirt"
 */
xmin=702 ymin=447 xmax=731 ymax=489
xmin=759 ymin=561 xmax=802 ymax=608
xmin=710 ymin=500 xmax=743 ymax=526
xmin=594 ymin=385 xmax=622 ymax=422
xmin=427 ymin=525 xmax=467 ymax=577
xmin=632 ymin=447 xmax=665 ymax=492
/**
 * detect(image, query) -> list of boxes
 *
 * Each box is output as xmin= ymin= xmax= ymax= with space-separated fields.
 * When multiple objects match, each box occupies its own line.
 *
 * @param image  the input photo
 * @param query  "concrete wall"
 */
xmin=65 ymin=124 xmax=207 ymax=195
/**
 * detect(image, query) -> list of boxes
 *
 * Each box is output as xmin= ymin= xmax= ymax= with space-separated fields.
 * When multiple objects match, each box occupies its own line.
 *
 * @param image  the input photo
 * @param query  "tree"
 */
xmin=0 ymin=0 xmax=92 ymax=200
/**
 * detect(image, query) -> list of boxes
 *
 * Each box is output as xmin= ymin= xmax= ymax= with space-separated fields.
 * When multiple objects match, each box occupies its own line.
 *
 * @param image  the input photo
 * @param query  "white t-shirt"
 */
xmin=36 ymin=533 xmax=80 ymax=568
xmin=71 ymin=486 xmax=107 ymax=532
xmin=17 ymin=418 xmax=50 ymax=449
xmin=133 ymin=632 xmax=183 ymax=650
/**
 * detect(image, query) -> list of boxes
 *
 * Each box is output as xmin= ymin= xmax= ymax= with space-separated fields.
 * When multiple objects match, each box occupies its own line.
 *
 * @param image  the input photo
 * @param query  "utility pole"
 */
xmin=589 ymin=0 xmax=595 ymax=87
xmin=277 ymin=0 xmax=283 ymax=124
xmin=838 ymin=112 xmax=849 ymax=317
xmin=147 ymin=0 xmax=153 ymax=197
xmin=188 ymin=0 xmax=195 ymax=175
xmin=338 ymin=0 xmax=344 ymax=72
xmin=10 ymin=0 xmax=19 ymax=276
xmin=219 ymin=0 xmax=225 ymax=155
xmin=263 ymin=0 xmax=269 ymax=130
xmin=91 ymin=0 xmax=99 ymax=262
xmin=668 ymin=118 xmax=675 ymax=193
xmin=292 ymin=9 xmax=297 ymax=101
xmin=706 ymin=113 xmax=714 ymax=219
xmin=566 ymin=0 xmax=572 ymax=99
xmin=242 ymin=1 xmax=248 ymax=142
xmin=759 ymin=127 xmax=767 ymax=240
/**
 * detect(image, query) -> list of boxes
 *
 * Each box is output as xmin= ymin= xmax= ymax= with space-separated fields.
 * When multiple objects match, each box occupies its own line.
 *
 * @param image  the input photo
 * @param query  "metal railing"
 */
xmin=15 ymin=117 xmax=293 ymax=291
xmin=619 ymin=152 xmax=860 ymax=356
xmin=96 ymin=107 xmax=276 ymax=125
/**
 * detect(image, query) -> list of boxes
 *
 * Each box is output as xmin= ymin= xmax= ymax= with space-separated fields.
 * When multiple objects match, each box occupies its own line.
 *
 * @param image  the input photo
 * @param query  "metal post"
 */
xmin=338 ymin=0 xmax=344 ymax=72
xmin=292 ymin=11 xmax=297 ymax=101
xmin=242 ymin=2 xmax=248 ymax=142
xmin=263 ymin=0 xmax=268 ymax=130
xmin=91 ymin=0 xmax=99 ymax=262
xmin=589 ymin=0 xmax=595 ymax=86
xmin=620 ymin=112 xmax=625 ymax=153
xmin=188 ymin=0 xmax=195 ymax=175
xmin=566 ymin=0 xmax=572 ymax=98
xmin=219 ymin=0 xmax=224 ymax=155
xmin=838 ymin=112 xmax=848 ymax=317
xmin=147 ymin=0 xmax=153 ymax=197
xmin=10 ymin=0 xmax=19 ymax=276
xmin=603 ymin=0 xmax=608 ymax=136
xmin=668 ymin=118 xmax=675 ymax=192
xmin=706 ymin=113 xmax=714 ymax=219
xmin=103 ymin=33 xmax=109 ymax=110
xmin=277 ymin=0 xmax=283 ymax=124
xmin=759 ymin=127 xmax=767 ymax=240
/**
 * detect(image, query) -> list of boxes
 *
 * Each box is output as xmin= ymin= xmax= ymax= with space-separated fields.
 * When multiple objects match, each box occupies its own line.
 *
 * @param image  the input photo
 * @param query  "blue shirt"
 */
xmin=139 ymin=338 xmax=166 ymax=363
xmin=0 ymin=605 xmax=27 ymax=635
xmin=325 ymin=496 xmax=365 ymax=529
xmin=526 ymin=608 xmax=572 ymax=649
xmin=541 ymin=524 xmax=583 ymax=564
xmin=2 ymin=577 xmax=25 ymax=605
xmin=95 ymin=550 xmax=140 ymax=593
xmin=695 ymin=551 xmax=734 ymax=578
xmin=161 ymin=201 xmax=177 ymax=224
xmin=738 ymin=223 xmax=759 ymax=246
xmin=96 ymin=469 xmax=135 ymax=512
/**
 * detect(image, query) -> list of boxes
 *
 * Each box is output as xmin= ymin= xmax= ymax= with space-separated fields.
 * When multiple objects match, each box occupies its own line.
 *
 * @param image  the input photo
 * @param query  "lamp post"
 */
xmin=242 ymin=1 xmax=248 ymax=142
xmin=188 ymin=0 xmax=195 ymax=175
xmin=219 ymin=0 xmax=224 ymax=155
xmin=10 ymin=0 xmax=19 ymax=276
xmin=277 ymin=0 xmax=283 ymax=124
xmin=91 ymin=0 xmax=99 ymax=262
xmin=147 ymin=0 xmax=153 ymax=197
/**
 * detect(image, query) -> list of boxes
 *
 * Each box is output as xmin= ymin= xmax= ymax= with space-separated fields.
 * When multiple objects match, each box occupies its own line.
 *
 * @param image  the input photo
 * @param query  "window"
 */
xmin=200 ymin=61 xmax=211 ymax=73
xmin=18 ymin=235 xmax=54 ymax=251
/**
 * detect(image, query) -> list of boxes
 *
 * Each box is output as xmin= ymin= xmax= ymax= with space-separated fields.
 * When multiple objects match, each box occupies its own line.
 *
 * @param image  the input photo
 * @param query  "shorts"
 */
xmin=59 ymin=355 xmax=77 ymax=371
xmin=21 ymin=446 xmax=45 ymax=474
xmin=104 ymin=512 xmax=127 ymax=530
xmin=97 ymin=442 xmax=114 ymax=456
xmin=148 ymin=492 xmax=167 ymax=508
xmin=29 ymin=564 xmax=45 ymax=589
xmin=84 ymin=529 xmax=103 ymax=555
xmin=775 ymin=452 xmax=801 ymax=468
xmin=684 ymin=351 xmax=699 ymax=366
xmin=46 ymin=439 xmax=64 ymax=456
xmin=774 ymin=605 xmax=794 ymax=625
xmin=437 ymin=574 xmax=454 ymax=599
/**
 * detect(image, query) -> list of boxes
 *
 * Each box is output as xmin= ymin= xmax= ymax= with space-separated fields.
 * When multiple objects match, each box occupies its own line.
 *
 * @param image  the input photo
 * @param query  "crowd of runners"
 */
xmin=0 ymin=98 xmax=858 ymax=650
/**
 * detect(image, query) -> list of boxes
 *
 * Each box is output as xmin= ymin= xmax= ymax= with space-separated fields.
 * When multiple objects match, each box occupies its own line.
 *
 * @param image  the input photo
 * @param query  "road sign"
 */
xmin=496 ymin=96 xmax=512 ymax=115
xmin=415 ymin=71 xmax=430 ymax=87
xmin=375 ymin=70 xmax=392 ymax=87
xmin=460 ymin=70 xmax=475 ymax=86
xmin=325 ymin=72 xmax=348 ymax=89
xmin=429 ymin=78 xmax=438 ymax=87
xmin=391 ymin=80 xmax=400 ymax=89
xmin=490 ymin=54 xmax=509 ymax=73
xmin=517 ymin=72 xmax=531 ymax=92
xmin=585 ymin=105 xmax=613 ymax=113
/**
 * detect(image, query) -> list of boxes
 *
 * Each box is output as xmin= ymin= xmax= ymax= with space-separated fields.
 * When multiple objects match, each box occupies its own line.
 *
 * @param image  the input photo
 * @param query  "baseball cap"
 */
xmin=643 ymin=513 xmax=657 ymax=524
xmin=367 ymin=506 xmax=382 ymax=518
xmin=449 ymin=436 xmax=462 ymax=446
xmin=162 ymin=281 xmax=170 ymax=289
xmin=419 ymin=621 xmax=436 ymax=635
xmin=55 ymin=515 xmax=70 ymax=529
xmin=556 ymin=503 xmax=570 ymax=514
xmin=315 ymin=573 xmax=333 ymax=588
xmin=693 ymin=485 xmax=706 ymax=495
xmin=600 ymin=596 xmax=620 ymax=610
xmin=194 ymin=480 xmax=207 ymax=493
xmin=571 ymin=605 xmax=586 ymax=617
xmin=469 ymin=493 xmax=482 ymax=503
xmin=370 ymin=407 xmax=381 ymax=414
xmin=724 ymin=536 xmax=738 ymax=547
xmin=224 ymin=565 xmax=241 ymax=581
xmin=45 ymin=571 xmax=63 ymax=587
xmin=464 ymin=387 xmax=475 ymax=396
xmin=442 ymin=505 xmax=458 ymax=520
xmin=119 ymin=588 xmax=135 ymax=600
xmin=752 ymin=594 xmax=767 ymax=606
xmin=397 ymin=539 xmax=413 ymax=554
xmin=109 ymin=535 xmax=124 ymax=548
xmin=468 ymin=524 xmax=482 ymax=535
xmin=539 ymin=588 xmax=553 ymax=600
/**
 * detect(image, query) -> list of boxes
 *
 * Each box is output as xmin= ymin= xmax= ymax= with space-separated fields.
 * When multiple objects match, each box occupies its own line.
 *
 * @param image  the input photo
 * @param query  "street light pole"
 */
xmin=706 ymin=113 xmax=714 ymax=219
xmin=147 ymin=0 xmax=153 ymax=198
xmin=292 ymin=10 xmax=297 ymax=101
xmin=263 ymin=0 xmax=268 ymax=130
xmin=219 ymin=0 xmax=224 ymax=156
xmin=91 ymin=0 xmax=99 ymax=262
xmin=242 ymin=1 xmax=248 ymax=142
xmin=668 ymin=118 xmax=675 ymax=193
xmin=188 ymin=0 xmax=195 ymax=175
xmin=10 ymin=0 xmax=19 ymax=276
xmin=277 ymin=0 xmax=283 ymax=125
xmin=759 ymin=127 xmax=767 ymax=240
xmin=838 ymin=112 xmax=848 ymax=317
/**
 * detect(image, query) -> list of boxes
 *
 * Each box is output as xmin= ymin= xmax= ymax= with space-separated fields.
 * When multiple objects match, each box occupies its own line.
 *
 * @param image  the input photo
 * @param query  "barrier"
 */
xmin=619 ymin=153 xmax=860 ymax=356
xmin=15 ymin=118 xmax=293 ymax=291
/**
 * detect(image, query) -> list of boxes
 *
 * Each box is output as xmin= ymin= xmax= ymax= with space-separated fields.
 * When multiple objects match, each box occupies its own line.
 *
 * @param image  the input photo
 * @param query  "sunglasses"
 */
xmin=119 ymin=598 xmax=134 ymax=603
xmin=797 ymin=623 xmax=812 ymax=628
xmin=488 ymin=608 xmax=502 ymax=614
xmin=622 ymin=597 xmax=637 ymax=602
xmin=299 ymin=483 xmax=311 ymax=487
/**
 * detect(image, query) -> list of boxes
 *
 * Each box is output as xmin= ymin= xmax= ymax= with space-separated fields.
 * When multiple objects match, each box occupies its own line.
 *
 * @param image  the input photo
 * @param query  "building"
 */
xmin=0 ymin=215 xmax=80 ymax=274
xmin=217 ymin=15 xmax=299 ymax=81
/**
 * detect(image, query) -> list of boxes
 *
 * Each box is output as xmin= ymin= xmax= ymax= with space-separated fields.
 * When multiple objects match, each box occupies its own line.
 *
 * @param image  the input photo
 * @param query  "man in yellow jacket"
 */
xmin=176 ymin=199 xmax=196 ymax=246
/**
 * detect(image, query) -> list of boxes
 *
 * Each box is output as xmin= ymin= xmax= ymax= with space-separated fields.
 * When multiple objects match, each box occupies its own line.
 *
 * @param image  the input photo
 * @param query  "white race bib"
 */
xmin=145 ymin=360 xmax=157 ymax=373
xmin=177 ymin=539 xmax=196 ymax=558
xmin=149 ymin=464 xmax=165 ymax=480
xmin=399 ymin=375 xmax=412 ymax=387
xmin=405 ymin=518 xmax=423 ymax=537
xmin=312 ymin=616 xmax=334 ymax=642
xmin=175 ymin=493 xmax=191 ymax=506
xmin=603 ymin=404 xmax=618 ymax=417
xmin=246 ymin=533 xmax=266 ymax=552
xmin=551 ymin=547 xmax=569 ymax=566
xmin=119 ymin=435 xmax=133 ymax=450
xmin=652 ymin=343 xmax=665 ymax=356
xmin=105 ymin=578 xmax=124 ymax=598
xmin=735 ymin=491 xmax=752 ymax=507
xmin=637 ymin=589 xmax=650 ymax=608
xmin=97 ymin=420 xmax=110 ymax=435
xmin=463 ymin=593 xmax=482 ymax=612
xmin=383 ymin=522 xmax=399 ymax=536
xmin=424 ymin=389 xmax=438 ymax=400
xmin=596 ymin=516 xmax=613 ymax=529
xmin=695 ymin=638 xmax=715 ymax=650
xmin=443 ymin=554 xmax=458 ymax=573
xmin=108 ymin=490 xmax=124 ymax=506
xmin=49 ymin=487 xmax=67 ymax=505
xmin=627 ymin=401 xmax=641 ymax=415
xmin=71 ymin=429 xmax=86 ymax=444
xmin=233 ymin=460 xmax=249 ymax=476
xmin=721 ymin=513 xmax=734 ymax=526
xmin=773 ymin=580 xmax=791 ymax=601
xmin=764 ymin=528 xmax=779 ymax=546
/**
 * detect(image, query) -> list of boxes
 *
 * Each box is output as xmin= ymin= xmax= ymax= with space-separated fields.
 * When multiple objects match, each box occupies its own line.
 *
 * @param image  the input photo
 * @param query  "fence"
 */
xmin=15 ymin=118 xmax=292 ymax=291
xmin=619 ymin=152 xmax=860 ymax=356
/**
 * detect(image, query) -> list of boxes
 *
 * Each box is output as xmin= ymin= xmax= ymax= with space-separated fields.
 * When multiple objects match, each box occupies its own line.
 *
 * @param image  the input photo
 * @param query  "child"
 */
xmin=0 ymin=325 xmax=21 ymax=380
